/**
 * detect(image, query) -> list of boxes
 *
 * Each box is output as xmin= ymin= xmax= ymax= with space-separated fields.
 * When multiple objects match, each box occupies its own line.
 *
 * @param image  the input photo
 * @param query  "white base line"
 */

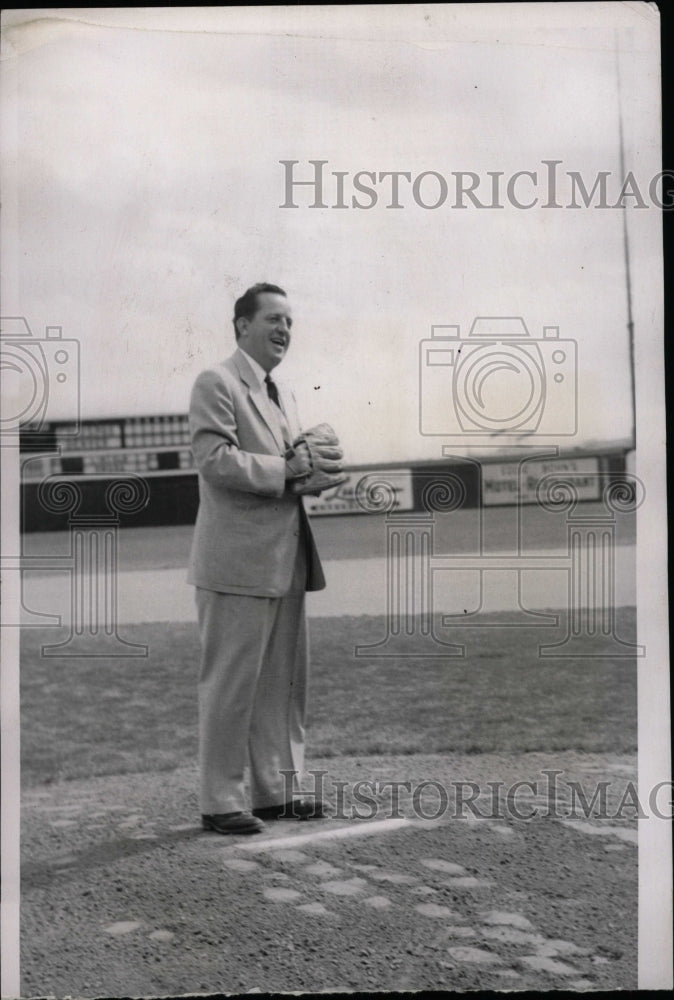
xmin=233 ymin=817 xmax=412 ymax=852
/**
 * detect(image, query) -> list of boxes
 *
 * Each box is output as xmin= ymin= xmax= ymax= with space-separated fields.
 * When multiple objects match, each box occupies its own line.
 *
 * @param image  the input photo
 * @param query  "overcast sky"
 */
xmin=2 ymin=4 xmax=662 ymax=463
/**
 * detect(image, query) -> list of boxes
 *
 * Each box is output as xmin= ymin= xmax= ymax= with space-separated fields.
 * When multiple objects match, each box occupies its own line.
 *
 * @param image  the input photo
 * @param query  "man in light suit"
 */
xmin=188 ymin=283 xmax=327 ymax=835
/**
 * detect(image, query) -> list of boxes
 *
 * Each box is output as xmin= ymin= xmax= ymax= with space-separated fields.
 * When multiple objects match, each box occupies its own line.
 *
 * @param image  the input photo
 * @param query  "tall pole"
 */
xmin=616 ymin=32 xmax=636 ymax=451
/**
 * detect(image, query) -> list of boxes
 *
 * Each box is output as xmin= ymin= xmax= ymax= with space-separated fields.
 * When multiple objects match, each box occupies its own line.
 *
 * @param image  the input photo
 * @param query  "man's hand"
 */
xmin=287 ymin=424 xmax=347 ymax=496
xmin=285 ymin=441 xmax=312 ymax=481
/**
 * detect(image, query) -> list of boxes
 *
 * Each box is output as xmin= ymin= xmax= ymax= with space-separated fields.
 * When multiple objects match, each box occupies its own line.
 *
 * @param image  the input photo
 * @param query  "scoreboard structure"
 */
xmin=21 ymin=415 xmax=194 ymax=481
xmin=20 ymin=414 xmax=200 ymax=531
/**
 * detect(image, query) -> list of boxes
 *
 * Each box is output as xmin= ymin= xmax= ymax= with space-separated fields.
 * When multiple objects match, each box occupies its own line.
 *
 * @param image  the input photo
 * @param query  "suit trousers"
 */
xmin=195 ymin=539 xmax=308 ymax=814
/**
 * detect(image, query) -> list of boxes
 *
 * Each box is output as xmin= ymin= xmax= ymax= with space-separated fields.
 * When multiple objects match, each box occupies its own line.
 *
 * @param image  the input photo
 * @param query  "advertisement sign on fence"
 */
xmin=482 ymin=456 xmax=600 ymax=506
xmin=305 ymin=469 xmax=414 ymax=516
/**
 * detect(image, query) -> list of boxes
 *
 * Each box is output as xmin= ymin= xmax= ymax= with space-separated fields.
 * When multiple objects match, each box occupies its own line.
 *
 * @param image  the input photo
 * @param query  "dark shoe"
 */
xmin=202 ymin=811 xmax=265 ymax=835
xmin=252 ymin=798 xmax=327 ymax=821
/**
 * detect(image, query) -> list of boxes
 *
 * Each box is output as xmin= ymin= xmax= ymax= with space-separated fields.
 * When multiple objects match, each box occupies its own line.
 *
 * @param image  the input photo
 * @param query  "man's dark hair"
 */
xmin=233 ymin=283 xmax=286 ymax=339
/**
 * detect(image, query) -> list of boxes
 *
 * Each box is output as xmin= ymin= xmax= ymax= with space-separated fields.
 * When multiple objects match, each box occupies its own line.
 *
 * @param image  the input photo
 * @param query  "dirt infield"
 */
xmin=21 ymin=751 xmax=637 ymax=996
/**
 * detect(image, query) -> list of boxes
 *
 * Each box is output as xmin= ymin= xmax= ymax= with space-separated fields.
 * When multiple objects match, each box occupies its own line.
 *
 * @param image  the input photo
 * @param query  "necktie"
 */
xmin=265 ymin=374 xmax=282 ymax=410
xmin=265 ymin=375 xmax=291 ymax=448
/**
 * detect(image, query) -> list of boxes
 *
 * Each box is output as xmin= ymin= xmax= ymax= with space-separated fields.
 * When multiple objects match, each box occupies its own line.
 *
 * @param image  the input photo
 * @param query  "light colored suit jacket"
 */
xmin=187 ymin=348 xmax=326 ymax=596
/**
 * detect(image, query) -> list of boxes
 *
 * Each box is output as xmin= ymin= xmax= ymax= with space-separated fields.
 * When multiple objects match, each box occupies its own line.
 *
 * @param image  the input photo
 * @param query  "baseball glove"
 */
xmin=288 ymin=423 xmax=347 ymax=496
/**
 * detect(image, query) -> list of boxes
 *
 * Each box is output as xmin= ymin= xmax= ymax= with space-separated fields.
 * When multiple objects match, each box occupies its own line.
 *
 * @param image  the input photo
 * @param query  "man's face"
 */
xmin=237 ymin=292 xmax=293 ymax=372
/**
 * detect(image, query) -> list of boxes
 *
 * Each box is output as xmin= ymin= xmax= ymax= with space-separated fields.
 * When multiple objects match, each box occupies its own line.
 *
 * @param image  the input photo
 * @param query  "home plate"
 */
xmin=233 ymin=818 xmax=412 ymax=852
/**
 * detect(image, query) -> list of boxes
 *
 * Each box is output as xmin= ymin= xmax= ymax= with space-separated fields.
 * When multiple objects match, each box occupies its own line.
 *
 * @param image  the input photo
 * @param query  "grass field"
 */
xmin=20 ymin=608 xmax=637 ymax=787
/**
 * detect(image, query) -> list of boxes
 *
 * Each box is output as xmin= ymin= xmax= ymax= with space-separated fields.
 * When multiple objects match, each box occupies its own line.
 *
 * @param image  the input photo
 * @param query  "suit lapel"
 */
xmin=233 ymin=349 xmax=286 ymax=454
xmin=274 ymin=380 xmax=301 ymax=440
